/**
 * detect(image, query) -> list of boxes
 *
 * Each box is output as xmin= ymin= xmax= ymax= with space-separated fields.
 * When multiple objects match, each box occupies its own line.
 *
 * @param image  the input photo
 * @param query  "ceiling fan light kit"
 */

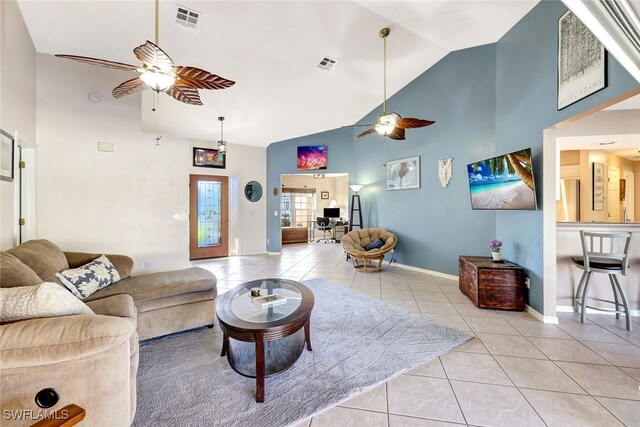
xmin=345 ymin=27 xmax=435 ymax=141
xmin=55 ymin=0 xmax=234 ymax=106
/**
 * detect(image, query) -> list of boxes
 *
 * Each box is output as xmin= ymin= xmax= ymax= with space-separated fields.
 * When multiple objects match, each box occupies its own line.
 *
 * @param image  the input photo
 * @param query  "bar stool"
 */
xmin=572 ymin=230 xmax=633 ymax=331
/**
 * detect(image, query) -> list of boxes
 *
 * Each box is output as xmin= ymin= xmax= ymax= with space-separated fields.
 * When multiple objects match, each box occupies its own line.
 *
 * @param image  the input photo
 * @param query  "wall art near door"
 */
xmin=592 ymin=162 xmax=605 ymax=211
xmin=193 ymin=147 xmax=226 ymax=169
xmin=297 ymin=145 xmax=327 ymax=170
xmin=320 ymin=191 xmax=329 ymax=199
xmin=557 ymin=10 xmax=607 ymax=110
xmin=387 ymin=156 xmax=420 ymax=190
xmin=0 ymin=129 xmax=14 ymax=182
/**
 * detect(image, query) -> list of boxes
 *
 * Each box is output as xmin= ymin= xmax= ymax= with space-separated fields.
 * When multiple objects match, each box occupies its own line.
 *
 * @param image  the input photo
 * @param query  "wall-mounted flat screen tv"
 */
xmin=467 ymin=148 xmax=537 ymax=210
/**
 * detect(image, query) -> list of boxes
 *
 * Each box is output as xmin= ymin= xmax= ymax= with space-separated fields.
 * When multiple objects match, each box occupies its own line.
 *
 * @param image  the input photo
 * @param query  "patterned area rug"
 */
xmin=133 ymin=279 xmax=471 ymax=427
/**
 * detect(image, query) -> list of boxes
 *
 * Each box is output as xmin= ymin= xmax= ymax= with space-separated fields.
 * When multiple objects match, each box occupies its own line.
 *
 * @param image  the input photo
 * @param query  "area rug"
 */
xmin=133 ymin=279 xmax=471 ymax=427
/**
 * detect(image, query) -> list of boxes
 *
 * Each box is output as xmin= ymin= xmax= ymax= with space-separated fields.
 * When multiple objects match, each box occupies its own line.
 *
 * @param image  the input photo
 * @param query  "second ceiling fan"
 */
xmin=347 ymin=28 xmax=435 ymax=141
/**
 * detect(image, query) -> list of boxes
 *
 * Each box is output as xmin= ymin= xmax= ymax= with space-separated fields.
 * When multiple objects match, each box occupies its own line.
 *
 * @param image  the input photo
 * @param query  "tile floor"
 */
xmin=193 ymin=243 xmax=640 ymax=427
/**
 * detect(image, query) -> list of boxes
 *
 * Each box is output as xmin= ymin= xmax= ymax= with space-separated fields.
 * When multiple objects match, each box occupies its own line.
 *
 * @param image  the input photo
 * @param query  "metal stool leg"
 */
xmin=611 ymin=275 xmax=632 ymax=332
xmin=574 ymin=271 xmax=588 ymax=314
xmin=579 ymin=272 xmax=593 ymax=324
xmin=608 ymin=274 xmax=621 ymax=320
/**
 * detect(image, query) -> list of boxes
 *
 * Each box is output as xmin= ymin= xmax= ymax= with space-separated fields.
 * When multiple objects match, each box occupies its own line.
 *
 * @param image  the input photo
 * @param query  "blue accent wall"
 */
xmin=266 ymin=0 xmax=639 ymax=313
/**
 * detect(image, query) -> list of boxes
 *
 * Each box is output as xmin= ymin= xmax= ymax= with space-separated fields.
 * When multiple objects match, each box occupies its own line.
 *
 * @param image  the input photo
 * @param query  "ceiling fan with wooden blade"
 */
xmin=345 ymin=28 xmax=434 ymax=141
xmin=55 ymin=0 xmax=234 ymax=106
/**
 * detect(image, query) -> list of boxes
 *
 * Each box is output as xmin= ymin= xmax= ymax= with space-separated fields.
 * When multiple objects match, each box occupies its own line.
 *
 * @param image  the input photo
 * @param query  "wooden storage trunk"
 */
xmin=458 ymin=256 xmax=525 ymax=310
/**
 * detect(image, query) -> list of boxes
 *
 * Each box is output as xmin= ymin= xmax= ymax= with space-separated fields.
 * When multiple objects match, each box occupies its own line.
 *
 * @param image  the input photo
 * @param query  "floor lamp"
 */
xmin=349 ymin=184 xmax=364 ymax=231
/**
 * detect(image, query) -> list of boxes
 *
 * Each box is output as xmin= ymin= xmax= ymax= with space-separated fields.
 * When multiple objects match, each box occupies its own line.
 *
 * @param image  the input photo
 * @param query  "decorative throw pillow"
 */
xmin=55 ymin=255 xmax=121 ymax=300
xmin=365 ymin=238 xmax=385 ymax=251
xmin=0 ymin=282 xmax=94 ymax=323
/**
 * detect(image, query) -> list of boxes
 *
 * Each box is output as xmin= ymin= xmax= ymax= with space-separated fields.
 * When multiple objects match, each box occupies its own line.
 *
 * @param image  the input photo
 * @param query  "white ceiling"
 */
xmin=18 ymin=0 xmax=540 ymax=147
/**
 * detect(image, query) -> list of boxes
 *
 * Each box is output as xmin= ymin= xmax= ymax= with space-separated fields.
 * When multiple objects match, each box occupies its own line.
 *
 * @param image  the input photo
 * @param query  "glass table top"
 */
xmin=230 ymin=279 xmax=303 ymax=323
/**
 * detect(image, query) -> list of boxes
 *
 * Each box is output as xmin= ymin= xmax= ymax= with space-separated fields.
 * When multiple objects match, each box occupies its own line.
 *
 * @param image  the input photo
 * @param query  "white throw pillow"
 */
xmin=0 ymin=282 xmax=94 ymax=322
xmin=55 ymin=254 xmax=121 ymax=300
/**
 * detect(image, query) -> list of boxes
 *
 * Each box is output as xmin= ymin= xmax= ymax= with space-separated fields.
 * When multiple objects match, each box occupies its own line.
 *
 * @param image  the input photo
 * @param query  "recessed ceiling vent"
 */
xmin=176 ymin=5 xmax=200 ymax=29
xmin=318 ymin=57 xmax=338 ymax=71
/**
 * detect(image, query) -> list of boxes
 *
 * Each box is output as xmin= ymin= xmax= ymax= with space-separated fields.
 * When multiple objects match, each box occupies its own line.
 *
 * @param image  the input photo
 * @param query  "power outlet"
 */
xmin=143 ymin=261 xmax=150 ymax=269
xmin=525 ymin=277 xmax=530 ymax=289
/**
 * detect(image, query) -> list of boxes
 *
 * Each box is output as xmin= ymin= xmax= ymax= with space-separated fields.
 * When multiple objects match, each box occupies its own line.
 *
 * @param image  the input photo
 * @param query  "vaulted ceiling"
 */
xmin=18 ymin=0 xmax=539 ymax=147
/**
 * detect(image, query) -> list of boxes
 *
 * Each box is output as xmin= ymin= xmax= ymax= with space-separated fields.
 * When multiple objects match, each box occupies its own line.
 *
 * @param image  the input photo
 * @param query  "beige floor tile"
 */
xmin=450 ymin=380 xmax=545 ymax=426
xmin=409 ymin=282 xmax=442 ymax=292
xmin=556 ymin=362 xmax=640 ymax=400
xmin=291 ymin=419 xmax=311 ymax=427
xmin=505 ymin=319 xmax=574 ymax=339
xmin=556 ymin=323 xmax=630 ymax=344
xmin=464 ymin=317 xmax=520 ymax=335
xmin=412 ymin=291 xmax=449 ymax=302
xmin=386 ymin=376 xmax=465 ymax=423
xmin=527 ymin=337 xmax=611 ymax=364
xmin=494 ymin=356 xmax=585 ymax=394
xmin=388 ymin=415 xmax=465 ymax=426
xmin=582 ymin=341 xmax=640 ymax=369
xmin=621 ymin=367 xmax=640 ymax=383
xmin=311 ymin=406 xmax=388 ymax=427
xmin=382 ymin=282 xmax=412 ymax=291
xmin=422 ymin=314 xmax=471 ymax=332
xmin=454 ymin=304 xmax=502 ymax=318
xmin=407 ymin=357 xmax=447 ymax=379
xmin=440 ymin=352 xmax=512 ymax=385
xmin=595 ymin=397 xmax=640 ymax=426
xmin=601 ymin=325 xmax=640 ymax=346
xmin=476 ymin=333 xmax=547 ymax=359
xmin=340 ymin=383 xmax=387 ymax=412
xmin=416 ymin=301 xmax=456 ymax=315
xmin=442 ymin=292 xmax=471 ymax=304
xmin=382 ymin=288 xmax=416 ymax=300
xmin=451 ymin=335 xmax=489 ymax=354
xmin=522 ymin=389 xmax=625 ymax=427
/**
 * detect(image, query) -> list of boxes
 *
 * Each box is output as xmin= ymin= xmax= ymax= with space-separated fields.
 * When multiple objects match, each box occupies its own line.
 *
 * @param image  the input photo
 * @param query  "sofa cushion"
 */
xmin=0 ymin=282 xmax=94 ymax=323
xmin=56 ymin=255 xmax=121 ymax=300
xmin=64 ymin=251 xmax=134 ymax=280
xmin=0 ymin=251 xmax=43 ymax=288
xmin=7 ymin=239 xmax=69 ymax=283
xmin=85 ymin=267 xmax=216 ymax=303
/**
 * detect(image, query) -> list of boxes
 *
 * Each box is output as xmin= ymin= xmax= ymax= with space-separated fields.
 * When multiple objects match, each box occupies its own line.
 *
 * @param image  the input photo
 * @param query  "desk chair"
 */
xmin=572 ymin=230 xmax=633 ymax=331
xmin=315 ymin=217 xmax=333 ymax=243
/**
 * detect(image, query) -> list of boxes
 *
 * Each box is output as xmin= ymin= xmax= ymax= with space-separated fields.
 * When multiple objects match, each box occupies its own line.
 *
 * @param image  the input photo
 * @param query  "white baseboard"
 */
xmin=392 ymin=262 xmax=459 ymax=281
xmin=267 ymin=251 xmax=282 ymax=256
xmin=525 ymin=305 xmax=559 ymax=324
xmin=557 ymin=305 xmax=639 ymax=317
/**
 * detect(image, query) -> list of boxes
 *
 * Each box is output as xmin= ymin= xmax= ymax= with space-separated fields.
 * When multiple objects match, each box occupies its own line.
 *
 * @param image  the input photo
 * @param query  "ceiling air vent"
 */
xmin=176 ymin=5 xmax=200 ymax=29
xmin=318 ymin=57 xmax=338 ymax=71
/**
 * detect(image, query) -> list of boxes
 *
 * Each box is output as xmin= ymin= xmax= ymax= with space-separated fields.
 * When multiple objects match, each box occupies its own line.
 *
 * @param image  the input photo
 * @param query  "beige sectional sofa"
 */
xmin=0 ymin=239 xmax=217 ymax=426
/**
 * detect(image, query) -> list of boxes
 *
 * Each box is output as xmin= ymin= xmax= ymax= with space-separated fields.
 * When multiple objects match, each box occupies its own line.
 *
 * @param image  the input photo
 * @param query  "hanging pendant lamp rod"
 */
xmin=380 ymin=27 xmax=390 ymax=115
xmin=155 ymin=0 xmax=160 ymax=46
xmin=219 ymin=116 xmax=224 ymax=140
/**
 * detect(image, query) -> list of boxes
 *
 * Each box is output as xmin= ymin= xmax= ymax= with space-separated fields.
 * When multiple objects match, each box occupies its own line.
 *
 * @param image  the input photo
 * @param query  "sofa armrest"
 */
xmin=0 ymin=314 xmax=134 ymax=369
xmin=63 ymin=251 xmax=133 ymax=279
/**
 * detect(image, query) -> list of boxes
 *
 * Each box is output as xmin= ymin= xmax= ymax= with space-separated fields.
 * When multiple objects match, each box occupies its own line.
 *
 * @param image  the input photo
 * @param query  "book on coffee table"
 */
xmin=252 ymin=294 xmax=287 ymax=308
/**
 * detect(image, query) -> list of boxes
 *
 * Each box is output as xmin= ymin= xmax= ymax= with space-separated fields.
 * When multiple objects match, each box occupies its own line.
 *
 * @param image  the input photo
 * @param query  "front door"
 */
xmin=189 ymin=174 xmax=229 ymax=259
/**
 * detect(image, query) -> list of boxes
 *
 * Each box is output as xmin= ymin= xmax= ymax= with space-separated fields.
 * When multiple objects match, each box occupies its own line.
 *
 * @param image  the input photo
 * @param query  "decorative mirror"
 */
xmin=244 ymin=181 xmax=263 ymax=202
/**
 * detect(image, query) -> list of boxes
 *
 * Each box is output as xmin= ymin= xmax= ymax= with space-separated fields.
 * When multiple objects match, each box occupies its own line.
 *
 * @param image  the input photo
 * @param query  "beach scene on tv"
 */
xmin=467 ymin=148 xmax=536 ymax=210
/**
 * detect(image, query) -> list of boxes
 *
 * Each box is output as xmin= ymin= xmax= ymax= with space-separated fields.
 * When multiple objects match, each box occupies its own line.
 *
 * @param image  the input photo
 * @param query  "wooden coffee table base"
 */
xmin=220 ymin=321 xmax=312 ymax=402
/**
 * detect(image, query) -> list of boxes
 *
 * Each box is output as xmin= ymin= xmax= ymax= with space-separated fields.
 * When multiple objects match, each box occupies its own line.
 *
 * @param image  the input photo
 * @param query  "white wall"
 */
xmin=0 ymin=0 xmax=36 ymax=249
xmin=36 ymin=53 xmax=266 ymax=273
xmin=281 ymin=174 xmax=349 ymax=219
xmin=189 ymin=140 xmax=266 ymax=255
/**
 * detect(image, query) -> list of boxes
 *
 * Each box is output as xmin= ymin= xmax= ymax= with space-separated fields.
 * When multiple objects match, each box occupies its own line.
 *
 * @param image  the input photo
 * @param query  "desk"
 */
xmin=307 ymin=220 xmax=348 ymax=242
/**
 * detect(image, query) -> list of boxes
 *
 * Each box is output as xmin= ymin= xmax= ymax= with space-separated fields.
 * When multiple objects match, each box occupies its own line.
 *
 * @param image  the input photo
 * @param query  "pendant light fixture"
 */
xmin=217 ymin=116 xmax=227 ymax=153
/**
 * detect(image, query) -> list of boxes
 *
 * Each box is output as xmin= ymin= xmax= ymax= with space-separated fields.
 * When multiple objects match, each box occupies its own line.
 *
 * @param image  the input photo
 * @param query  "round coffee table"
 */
xmin=216 ymin=278 xmax=314 ymax=402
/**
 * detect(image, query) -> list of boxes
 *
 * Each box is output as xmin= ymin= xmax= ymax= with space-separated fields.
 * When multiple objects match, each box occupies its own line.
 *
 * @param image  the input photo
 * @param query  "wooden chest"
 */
xmin=458 ymin=256 xmax=525 ymax=310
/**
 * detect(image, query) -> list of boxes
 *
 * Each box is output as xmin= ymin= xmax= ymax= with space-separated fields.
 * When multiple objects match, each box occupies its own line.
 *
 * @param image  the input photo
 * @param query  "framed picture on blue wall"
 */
xmin=387 ymin=156 xmax=420 ymax=190
xmin=557 ymin=10 xmax=607 ymax=110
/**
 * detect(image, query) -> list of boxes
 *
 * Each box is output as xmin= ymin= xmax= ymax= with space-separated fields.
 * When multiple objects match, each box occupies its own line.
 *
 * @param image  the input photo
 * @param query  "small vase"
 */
xmin=491 ymin=252 xmax=502 ymax=261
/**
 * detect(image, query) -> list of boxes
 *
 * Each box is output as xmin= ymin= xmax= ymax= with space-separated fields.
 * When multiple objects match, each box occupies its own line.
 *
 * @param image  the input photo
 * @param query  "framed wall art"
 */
xmin=0 ymin=129 xmax=14 ymax=182
xmin=387 ymin=156 xmax=420 ymax=191
xmin=558 ymin=10 xmax=607 ymax=110
xmin=193 ymin=147 xmax=226 ymax=169
xmin=592 ymin=162 xmax=604 ymax=211
xmin=297 ymin=145 xmax=327 ymax=170
xmin=320 ymin=191 xmax=329 ymax=199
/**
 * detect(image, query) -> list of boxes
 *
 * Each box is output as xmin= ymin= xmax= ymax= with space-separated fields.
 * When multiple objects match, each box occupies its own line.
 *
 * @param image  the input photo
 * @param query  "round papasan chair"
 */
xmin=341 ymin=228 xmax=397 ymax=272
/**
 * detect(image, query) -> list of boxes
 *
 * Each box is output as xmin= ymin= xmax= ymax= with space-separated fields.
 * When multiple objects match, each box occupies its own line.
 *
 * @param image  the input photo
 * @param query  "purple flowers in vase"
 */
xmin=489 ymin=239 xmax=503 ymax=261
